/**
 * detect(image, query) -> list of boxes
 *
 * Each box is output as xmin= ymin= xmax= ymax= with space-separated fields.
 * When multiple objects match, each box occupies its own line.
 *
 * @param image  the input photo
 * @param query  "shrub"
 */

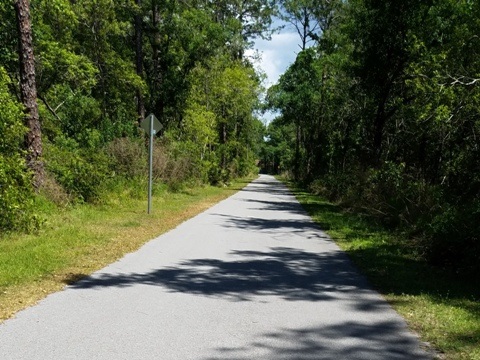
xmin=0 ymin=67 xmax=40 ymax=233
xmin=39 ymin=171 xmax=72 ymax=207
xmin=314 ymin=161 xmax=479 ymax=276
xmin=425 ymin=200 xmax=480 ymax=276
xmin=151 ymin=139 xmax=197 ymax=189
xmin=152 ymin=140 xmax=170 ymax=180
xmin=44 ymin=137 xmax=111 ymax=202
xmin=0 ymin=155 xmax=40 ymax=232
xmin=328 ymin=162 xmax=441 ymax=229
xmin=106 ymin=137 xmax=147 ymax=179
xmin=315 ymin=169 xmax=362 ymax=202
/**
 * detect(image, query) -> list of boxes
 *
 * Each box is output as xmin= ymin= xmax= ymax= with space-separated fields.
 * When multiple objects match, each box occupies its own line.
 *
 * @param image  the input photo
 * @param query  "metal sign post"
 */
xmin=148 ymin=116 xmax=153 ymax=214
xmin=140 ymin=114 xmax=163 ymax=214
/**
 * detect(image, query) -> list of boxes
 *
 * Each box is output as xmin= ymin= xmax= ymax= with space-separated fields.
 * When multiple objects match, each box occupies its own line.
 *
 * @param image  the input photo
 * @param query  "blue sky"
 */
xmin=249 ymin=31 xmax=299 ymax=87
xmin=246 ymin=24 xmax=301 ymax=123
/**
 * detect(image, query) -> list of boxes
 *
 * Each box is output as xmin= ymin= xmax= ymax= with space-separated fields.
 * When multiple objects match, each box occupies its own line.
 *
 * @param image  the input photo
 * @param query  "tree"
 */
xmin=279 ymin=0 xmax=320 ymax=50
xmin=135 ymin=0 xmax=145 ymax=123
xmin=0 ymin=66 xmax=38 ymax=231
xmin=71 ymin=0 xmax=142 ymax=136
xmin=207 ymin=0 xmax=277 ymax=59
xmin=14 ymin=0 xmax=44 ymax=189
xmin=266 ymin=0 xmax=480 ymax=274
xmin=30 ymin=0 xmax=99 ymax=142
xmin=279 ymin=0 xmax=340 ymax=50
xmin=347 ymin=0 xmax=431 ymax=164
xmin=260 ymin=116 xmax=294 ymax=174
xmin=268 ymin=48 xmax=322 ymax=180
xmin=173 ymin=55 xmax=262 ymax=183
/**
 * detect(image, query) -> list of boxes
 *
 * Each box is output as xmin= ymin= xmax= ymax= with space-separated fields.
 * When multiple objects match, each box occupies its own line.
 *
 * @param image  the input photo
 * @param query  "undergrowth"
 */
xmin=286 ymin=180 xmax=480 ymax=360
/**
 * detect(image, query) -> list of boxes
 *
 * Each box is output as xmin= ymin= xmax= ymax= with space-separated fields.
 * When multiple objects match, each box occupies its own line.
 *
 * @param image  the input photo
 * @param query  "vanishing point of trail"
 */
xmin=0 ymin=175 xmax=432 ymax=359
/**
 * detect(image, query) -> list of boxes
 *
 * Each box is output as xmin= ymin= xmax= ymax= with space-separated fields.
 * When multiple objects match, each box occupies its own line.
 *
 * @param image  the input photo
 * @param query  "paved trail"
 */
xmin=0 ymin=175 xmax=432 ymax=359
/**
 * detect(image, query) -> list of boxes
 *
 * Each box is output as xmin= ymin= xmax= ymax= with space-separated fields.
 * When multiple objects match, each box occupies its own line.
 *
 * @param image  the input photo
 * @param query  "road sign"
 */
xmin=140 ymin=114 xmax=163 ymax=136
xmin=140 ymin=114 xmax=162 ymax=214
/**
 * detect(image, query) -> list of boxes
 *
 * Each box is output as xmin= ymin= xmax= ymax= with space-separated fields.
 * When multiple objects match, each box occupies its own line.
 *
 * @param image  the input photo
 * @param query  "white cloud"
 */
xmin=247 ymin=31 xmax=300 ymax=87
xmin=246 ymin=31 xmax=300 ymax=124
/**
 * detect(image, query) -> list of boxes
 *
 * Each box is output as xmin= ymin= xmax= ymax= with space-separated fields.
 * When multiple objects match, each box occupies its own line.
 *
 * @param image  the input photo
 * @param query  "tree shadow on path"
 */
xmin=66 ymin=247 xmax=434 ymax=359
xmin=239 ymin=198 xmax=309 ymax=215
xmin=202 ymin=321 xmax=433 ymax=360
xmin=211 ymin=213 xmax=329 ymax=238
xmin=69 ymin=247 xmax=380 ymax=304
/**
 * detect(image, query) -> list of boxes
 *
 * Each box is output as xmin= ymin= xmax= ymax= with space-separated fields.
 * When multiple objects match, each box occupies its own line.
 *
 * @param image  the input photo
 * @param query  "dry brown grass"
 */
xmin=39 ymin=171 xmax=72 ymax=207
xmin=0 ymin=179 xmax=253 ymax=322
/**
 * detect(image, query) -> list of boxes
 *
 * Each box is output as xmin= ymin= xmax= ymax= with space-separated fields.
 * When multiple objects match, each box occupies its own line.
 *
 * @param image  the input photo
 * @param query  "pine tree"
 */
xmin=14 ymin=0 xmax=44 ymax=189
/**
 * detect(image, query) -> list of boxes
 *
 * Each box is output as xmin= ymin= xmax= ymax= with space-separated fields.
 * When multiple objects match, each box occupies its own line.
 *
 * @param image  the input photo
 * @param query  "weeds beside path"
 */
xmin=0 ymin=178 xmax=253 ymax=322
xmin=286 ymin=181 xmax=480 ymax=360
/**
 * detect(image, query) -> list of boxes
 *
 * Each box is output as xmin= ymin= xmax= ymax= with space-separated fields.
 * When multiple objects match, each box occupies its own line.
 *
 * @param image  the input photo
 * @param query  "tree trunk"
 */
xmin=135 ymin=0 xmax=145 ymax=124
xmin=301 ymin=7 xmax=308 ymax=51
xmin=14 ymin=0 xmax=44 ymax=190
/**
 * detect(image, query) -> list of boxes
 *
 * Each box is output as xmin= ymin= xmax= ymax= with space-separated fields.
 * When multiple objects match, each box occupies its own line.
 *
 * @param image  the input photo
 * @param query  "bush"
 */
xmin=0 ymin=67 xmax=41 ymax=233
xmin=39 ymin=171 xmax=72 ymax=207
xmin=106 ymin=137 xmax=147 ymax=179
xmin=324 ymin=162 xmax=441 ymax=229
xmin=313 ymin=169 xmax=362 ymax=202
xmin=425 ymin=200 xmax=480 ymax=276
xmin=151 ymin=140 xmax=171 ymax=180
xmin=314 ymin=161 xmax=479 ymax=276
xmin=0 ymin=155 xmax=41 ymax=232
xmin=44 ymin=137 xmax=111 ymax=202
xmin=151 ymin=139 xmax=198 ymax=189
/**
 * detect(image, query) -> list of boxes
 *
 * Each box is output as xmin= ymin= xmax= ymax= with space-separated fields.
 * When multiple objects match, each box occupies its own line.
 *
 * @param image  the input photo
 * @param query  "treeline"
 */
xmin=263 ymin=0 xmax=480 ymax=275
xmin=1 ymin=0 xmax=273 ymax=232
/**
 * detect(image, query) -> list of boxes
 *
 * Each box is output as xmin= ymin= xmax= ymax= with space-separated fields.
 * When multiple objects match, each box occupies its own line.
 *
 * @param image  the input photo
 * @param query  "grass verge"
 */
xmin=286 ymin=181 xmax=480 ymax=360
xmin=0 ymin=177 xmax=253 ymax=322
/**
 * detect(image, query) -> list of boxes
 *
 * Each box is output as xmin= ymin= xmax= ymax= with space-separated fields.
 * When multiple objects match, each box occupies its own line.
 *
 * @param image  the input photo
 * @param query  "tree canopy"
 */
xmin=1 ymin=0 xmax=271 ymax=231
xmin=2 ymin=0 xmax=479 ymax=275
xmin=263 ymin=0 xmax=480 ymax=275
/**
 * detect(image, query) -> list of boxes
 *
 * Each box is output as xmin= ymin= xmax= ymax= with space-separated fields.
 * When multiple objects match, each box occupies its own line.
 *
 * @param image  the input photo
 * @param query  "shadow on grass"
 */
xmin=290 ymin=185 xmax=480 ymax=295
xmin=287 ymin=182 xmax=480 ymax=355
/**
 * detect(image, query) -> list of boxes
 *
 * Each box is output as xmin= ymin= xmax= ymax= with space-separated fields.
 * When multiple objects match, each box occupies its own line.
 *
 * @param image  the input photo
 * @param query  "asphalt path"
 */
xmin=0 ymin=175 xmax=432 ymax=359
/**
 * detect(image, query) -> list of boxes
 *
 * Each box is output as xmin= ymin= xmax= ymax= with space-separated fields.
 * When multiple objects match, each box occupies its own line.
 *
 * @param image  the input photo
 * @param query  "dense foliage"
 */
xmin=1 ymin=0 xmax=271 ymax=232
xmin=0 ymin=67 xmax=38 ymax=231
xmin=2 ymin=0 xmax=479 ymax=276
xmin=264 ymin=0 xmax=480 ymax=275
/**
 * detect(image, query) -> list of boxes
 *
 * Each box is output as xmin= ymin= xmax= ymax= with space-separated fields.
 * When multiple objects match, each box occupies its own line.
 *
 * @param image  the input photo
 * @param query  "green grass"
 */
xmin=2 ymin=176 xmax=478 ymax=359
xmin=0 ymin=177 xmax=253 ymax=321
xmin=287 ymin=182 xmax=480 ymax=360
